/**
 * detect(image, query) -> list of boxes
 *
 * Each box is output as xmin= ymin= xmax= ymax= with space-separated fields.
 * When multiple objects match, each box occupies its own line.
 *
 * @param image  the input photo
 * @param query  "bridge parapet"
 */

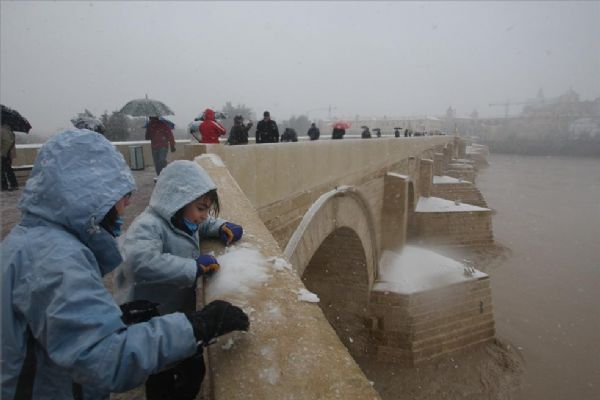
xmin=195 ymin=155 xmax=380 ymax=400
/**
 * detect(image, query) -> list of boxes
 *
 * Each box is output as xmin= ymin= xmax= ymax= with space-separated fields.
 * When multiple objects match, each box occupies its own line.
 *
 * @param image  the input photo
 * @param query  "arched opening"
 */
xmin=301 ymin=227 xmax=374 ymax=359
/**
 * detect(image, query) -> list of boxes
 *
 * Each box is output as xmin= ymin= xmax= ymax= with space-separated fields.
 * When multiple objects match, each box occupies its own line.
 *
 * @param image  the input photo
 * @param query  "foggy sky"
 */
xmin=1 ymin=1 xmax=599 ymax=135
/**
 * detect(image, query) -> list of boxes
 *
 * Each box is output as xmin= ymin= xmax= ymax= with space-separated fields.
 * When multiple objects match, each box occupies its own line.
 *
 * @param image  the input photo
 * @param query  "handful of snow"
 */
xmin=205 ymin=247 xmax=270 ymax=303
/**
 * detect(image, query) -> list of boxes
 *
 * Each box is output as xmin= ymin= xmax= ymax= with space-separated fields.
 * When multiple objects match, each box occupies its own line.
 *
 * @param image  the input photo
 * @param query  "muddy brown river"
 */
xmin=477 ymin=154 xmax=600 ymax=400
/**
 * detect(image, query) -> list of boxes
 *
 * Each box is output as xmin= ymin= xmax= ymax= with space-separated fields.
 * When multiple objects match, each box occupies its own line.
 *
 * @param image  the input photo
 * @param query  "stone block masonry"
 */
xmin=368 ymin=276 xmax=495 ymax=365
xmin=409 ymin=210 xmax=494 ymax=246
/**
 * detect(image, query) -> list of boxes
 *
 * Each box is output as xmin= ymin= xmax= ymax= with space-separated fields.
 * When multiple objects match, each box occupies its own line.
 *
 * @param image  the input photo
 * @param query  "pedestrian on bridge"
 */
xmin=281 ymin=127 xmax=298 ymax=142
xmin=113 ymin=160 xmax=246 ymax=399
xmin=199 ymin=108 xmax=227 ymax=144
xmin=0 ymin=131 xmax=248 ymax=400
xmin=307 ymin=123 xmax=320 ymax=140
xmin=361 ymin=126 xmax=372 ymax=139
xmin=146 ymin=116 xmax=176 ymax=176
xmin=228 ymin=115 xmax=253 ymax=145
xmin=256 ymin=111 xmax=280 ymax=143
xmin=1 ymin=124 xmax=18 ymax=191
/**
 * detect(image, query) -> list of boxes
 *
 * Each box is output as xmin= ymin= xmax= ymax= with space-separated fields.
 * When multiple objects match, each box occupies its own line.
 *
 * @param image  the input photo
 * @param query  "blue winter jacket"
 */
xmin=0 ymin=131 xmax=197 ymax=399
xmin=113 ymin=160 xmax=226 ymax=315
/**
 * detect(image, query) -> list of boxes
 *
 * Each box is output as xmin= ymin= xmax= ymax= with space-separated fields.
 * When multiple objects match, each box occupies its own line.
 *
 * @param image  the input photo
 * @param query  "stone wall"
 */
xmin=431 ymin=182 xmax=488 ymax=208
xmin=408 ymin=210 xmax=494 ymax=246
xmin=368 ymin=277 xmax=495 ymax=365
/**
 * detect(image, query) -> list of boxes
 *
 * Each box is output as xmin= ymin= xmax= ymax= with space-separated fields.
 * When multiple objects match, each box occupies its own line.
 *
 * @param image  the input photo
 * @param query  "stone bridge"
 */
xmin=12 ymin=136 xmax=495 ymax=399
xmin=183 ymin=136 xmax=495 ymax=399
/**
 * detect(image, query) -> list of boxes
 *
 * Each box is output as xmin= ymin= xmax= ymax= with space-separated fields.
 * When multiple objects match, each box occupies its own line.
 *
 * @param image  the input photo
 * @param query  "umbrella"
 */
xmin=1 ymin=104 xmax=32 ymax=133
xmin=194 ymin=110 xmax=227 ymax=121
xmin=332 ymin=121 xmax=351 ymax=130
xmin=144 ymin=116 xmax=175 ymax=129
xmin=71 ymin=109 xmax=104 ymax=131
xmin=120 ymin=95 xmax=174 ymax=117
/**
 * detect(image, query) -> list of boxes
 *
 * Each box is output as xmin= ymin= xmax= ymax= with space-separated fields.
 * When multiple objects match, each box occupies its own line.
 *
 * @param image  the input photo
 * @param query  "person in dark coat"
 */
xmin=394 ymin=128 xmax=400 ymax=138
xmin=227 ymin=115 xmax=253 ymax=145
xmin=373 ymin=128 xmax=382 ymax=138
xmin=280 ymin=128 xmax=298 ymax=142
xmin=361 ymin=126 xmax=372 ymax=139
xmin=1 ymin=125 xmax=18 ymax=191
xmin=255 ymin=111 xmax=279 ymax=143
xmin=307 ymin=123 xmax=320 ymax=141
xmin=404 ymin=128 xmax=409 ymax=137
xmin=331 ymin=127 xmax=345 ymax=139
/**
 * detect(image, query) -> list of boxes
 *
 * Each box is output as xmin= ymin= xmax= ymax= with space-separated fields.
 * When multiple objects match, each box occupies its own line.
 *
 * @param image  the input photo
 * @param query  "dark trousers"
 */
xmin=1 ymin=156 xmax=18 ymax=189
xmin=152 ymin=147 xmax=168 ymax=176
xmin=145 ymin=351 xmax=206 ymax=400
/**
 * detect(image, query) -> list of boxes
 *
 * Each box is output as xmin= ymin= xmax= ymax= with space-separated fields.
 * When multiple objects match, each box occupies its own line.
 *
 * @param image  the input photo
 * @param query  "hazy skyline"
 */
xmin=1 ymin=1 xmax=599 ymax=134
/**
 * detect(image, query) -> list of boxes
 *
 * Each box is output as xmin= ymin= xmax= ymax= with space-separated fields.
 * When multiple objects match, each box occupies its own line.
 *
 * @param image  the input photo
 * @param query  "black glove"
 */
xmin=186 ymin=300 xmax=249 ymax=344
xmin=120 ymin=300 xmax=160 ymax=325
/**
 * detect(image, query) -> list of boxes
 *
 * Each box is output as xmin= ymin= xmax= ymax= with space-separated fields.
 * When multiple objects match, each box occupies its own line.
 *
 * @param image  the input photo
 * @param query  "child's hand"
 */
xmin=219 ymin=222 xmax=243 ymax=245
xmin=196 ymin=254 xmax=220 ymax=277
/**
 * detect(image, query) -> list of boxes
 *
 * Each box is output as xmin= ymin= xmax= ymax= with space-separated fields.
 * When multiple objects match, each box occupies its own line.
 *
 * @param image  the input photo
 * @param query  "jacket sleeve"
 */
xmin=122 ymin=216 xmax=198 ymax=288
xmin=212 ymin=121 xmax=226 ymax=136
xmin=166 ymin=127 xmax=176 ymax=149
xmin=273 ymin=122 xmax=280 ymax=142
xmin=255 ymin=122 xmax=262 ymax=143
xmin=198 ymin=216 xmax=227 ymax=238
xmin=18 ymin=242 xmax=197 ymax=393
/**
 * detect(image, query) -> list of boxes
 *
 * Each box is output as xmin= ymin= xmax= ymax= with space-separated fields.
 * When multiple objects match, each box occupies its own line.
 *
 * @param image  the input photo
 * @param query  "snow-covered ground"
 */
xmin=374 ymin=245 xmax=486 ymax=294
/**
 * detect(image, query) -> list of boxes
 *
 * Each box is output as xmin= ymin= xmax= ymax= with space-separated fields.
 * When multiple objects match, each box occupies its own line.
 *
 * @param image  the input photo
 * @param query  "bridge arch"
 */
xmin=283 ymin=186 xmax=379 ymax=290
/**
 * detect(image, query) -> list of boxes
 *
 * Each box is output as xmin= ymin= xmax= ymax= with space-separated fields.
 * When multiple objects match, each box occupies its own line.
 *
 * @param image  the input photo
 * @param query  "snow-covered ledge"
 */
xmin=195 ymin=155 xmax=380 ymax=400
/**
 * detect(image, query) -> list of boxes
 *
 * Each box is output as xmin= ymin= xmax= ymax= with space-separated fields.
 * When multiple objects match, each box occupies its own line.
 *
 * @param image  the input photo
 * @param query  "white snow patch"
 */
xmin=221 ymin=337 xmax=235 ymax=350
xmin=205 ymin=247 xmax=270 ymax=302
xmin=387 ymin=172 xmax=409 ymax=180
xmin=197 ymin=153 xmax=225 ymax=167
xmin=269 ymin=256 xmax=292 ymax=272
xmin=374 ymin=245 xmax=487 ymax=294
xmin=433 ymin=175 xmax=471 ymax=184
xmin=416 ymin=196 xmax=489 ymax=212
xmin=259 ymin=367 xmax=280 ymax=385
xmin=297 ymin=288 xmax=320 ymax=303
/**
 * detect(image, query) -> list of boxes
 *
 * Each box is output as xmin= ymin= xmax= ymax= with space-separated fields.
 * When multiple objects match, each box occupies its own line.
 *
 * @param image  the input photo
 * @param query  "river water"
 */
xmin=476 ymin=154 xmax=600 ymax=400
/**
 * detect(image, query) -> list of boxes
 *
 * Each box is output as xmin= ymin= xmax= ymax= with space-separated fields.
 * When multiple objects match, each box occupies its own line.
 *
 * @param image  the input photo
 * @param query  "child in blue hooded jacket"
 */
xmin=114 ymin=160 xmax=243 ymax=314
xmin=113 ymin=160 xmax=243 ymax=399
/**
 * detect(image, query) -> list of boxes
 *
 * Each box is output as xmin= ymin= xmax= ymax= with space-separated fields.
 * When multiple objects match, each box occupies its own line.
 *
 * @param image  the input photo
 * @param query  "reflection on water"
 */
xmin=477 ymin=154 xmax=600 ymax=400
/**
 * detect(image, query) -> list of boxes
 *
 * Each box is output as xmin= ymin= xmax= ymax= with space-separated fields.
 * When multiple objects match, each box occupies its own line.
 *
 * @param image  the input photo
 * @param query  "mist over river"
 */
xmin=477 ymin=153 xmax=600 ymax=400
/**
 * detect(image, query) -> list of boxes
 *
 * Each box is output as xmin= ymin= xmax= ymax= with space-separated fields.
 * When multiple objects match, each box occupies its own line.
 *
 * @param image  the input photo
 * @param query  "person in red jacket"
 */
xmin=199 ymin=108 xmax=226 ymax=144
xmin=146 ymin=116 xmax=176 ymax=175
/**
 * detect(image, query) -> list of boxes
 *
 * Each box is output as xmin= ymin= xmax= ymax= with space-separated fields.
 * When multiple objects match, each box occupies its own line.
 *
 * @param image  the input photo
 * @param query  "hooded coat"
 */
xmin=199 ymin=109 xmax=226 ymax=144
xmin=113 ymin=160 xmax=226 ymax=315
xmin=0 ymin=131 xmax=197 ymax=399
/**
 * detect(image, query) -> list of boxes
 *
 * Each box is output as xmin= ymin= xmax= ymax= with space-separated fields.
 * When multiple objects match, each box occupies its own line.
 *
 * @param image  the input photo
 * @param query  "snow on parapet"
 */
xmin=416 ymin=196 xmax=489 ymax=212
xmin=387 ymin=172 xmax=410 ymax=180
xmin=433 ymin=175 xmax=471 ymax=184
xmin=297 ymin=288 xmax=320 ymax=303
xmin=197 ymin=153 xmax=225 ymax=167
xmin=205 ymin=246 xmax=271 ymax=303
xmin=374 ymin=245 xmax=486 ymax=294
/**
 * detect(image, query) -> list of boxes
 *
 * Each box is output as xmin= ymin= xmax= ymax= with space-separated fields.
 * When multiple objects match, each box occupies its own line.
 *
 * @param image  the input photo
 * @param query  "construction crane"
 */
xmin=488 ymin=99 xmax=540 ymax=118
xmin=305 ymin=105 xmax=337 ymax=120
